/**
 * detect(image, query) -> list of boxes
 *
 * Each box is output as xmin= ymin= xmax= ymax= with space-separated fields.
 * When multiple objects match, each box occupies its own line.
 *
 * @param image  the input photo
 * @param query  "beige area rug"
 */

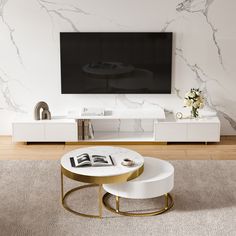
xmin=0 ymin=160 xmax=235 ymax=236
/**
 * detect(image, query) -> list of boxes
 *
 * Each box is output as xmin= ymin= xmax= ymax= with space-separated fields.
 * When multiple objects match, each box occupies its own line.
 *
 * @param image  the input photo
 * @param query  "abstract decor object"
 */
xmin=34 ymin=101 xmax=51 ymax=120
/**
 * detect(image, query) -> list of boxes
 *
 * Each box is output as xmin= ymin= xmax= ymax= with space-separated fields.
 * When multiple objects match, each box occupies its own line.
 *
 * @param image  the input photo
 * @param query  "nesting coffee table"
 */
xmin=60 ymin=146 xmax=144 ymax=218
xmin=103 ymin=156 xmax=174 ymax=216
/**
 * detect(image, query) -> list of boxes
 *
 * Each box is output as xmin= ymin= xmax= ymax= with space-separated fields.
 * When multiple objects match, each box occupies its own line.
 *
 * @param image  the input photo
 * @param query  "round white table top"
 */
xmin=103 ymin=157 xmax=174 ymax=199
xmin=61 ymin=146 xmax=144 ymax=183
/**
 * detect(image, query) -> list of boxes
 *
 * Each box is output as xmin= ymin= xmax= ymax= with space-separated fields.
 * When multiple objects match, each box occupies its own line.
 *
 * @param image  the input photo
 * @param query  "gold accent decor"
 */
xmin=115 ymin=196 xmax=120 ymax=212
xmin=102 ymin=193 xmax=174 ymax=217
xmin=165 ymin=193 xmax=168 ymax=210
xmin=65 ymin=142 xmax=80 ymax=145
xmin=62 ymin=184 xmax=102 ymax=218
xmin=60 ymin=164 xmax=144 ymax=218
xmin=61 ymin=164 xmax=144 ymax=184
xmin=61 ymin=169 xmax=103 ymax=218
xmin=98 ymin=184 xmax=103 ymax=218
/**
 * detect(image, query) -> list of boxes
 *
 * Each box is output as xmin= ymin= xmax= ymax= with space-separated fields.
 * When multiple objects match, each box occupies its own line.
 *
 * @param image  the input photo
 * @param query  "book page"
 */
xmin=90 ymin=155 xmax=113 ymax=166
xmin=75 ymin=153 xmax=91 ymax=167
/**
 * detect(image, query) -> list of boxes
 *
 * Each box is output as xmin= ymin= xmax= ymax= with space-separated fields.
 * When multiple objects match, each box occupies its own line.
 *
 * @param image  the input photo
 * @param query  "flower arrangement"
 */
xmin=184 ymin=88 xmax=204 ymax=118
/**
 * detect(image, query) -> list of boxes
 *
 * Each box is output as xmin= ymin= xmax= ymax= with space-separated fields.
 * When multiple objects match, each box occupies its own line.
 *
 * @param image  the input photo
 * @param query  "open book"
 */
xmin=70 ymin=153 xmax=114 ymax=167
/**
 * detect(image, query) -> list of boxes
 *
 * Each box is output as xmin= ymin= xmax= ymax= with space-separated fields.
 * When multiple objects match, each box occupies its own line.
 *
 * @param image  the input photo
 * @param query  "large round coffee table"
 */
xmin=60 ymin=146 xmax=144 ymax=218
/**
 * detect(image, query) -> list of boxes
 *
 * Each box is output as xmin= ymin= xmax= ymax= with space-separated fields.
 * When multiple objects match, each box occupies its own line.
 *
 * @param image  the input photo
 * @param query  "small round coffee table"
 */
xmin=60 ymin=146 xmax=144 ymax=218
xmin=103 ymin=157 xmax=174 ymax=216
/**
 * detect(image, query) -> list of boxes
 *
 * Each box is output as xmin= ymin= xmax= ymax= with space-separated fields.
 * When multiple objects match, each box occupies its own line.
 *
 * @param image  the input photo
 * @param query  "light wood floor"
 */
xmin=0 ymin=136 xmax=236 ymax=160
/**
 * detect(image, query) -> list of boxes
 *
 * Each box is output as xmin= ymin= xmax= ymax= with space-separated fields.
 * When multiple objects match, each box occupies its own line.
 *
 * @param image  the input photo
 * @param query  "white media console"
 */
xmin=154 ymin=114 xmax=220 ymax=142
xmin=12 ymin=119 xmax=78 ymax=142
xmin=12 ymin=108 xmax=221 ymax=143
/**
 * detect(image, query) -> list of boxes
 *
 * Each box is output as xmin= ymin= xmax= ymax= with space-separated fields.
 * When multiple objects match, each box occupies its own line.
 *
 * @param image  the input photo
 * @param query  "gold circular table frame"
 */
xmin=61 ymin=165 xmax=144 ymax=218
xmin=102 ymin=192 xmax=174 ymax=217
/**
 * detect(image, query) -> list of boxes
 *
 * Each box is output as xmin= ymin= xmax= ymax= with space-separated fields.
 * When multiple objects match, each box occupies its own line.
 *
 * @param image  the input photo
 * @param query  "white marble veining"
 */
xmin=0 ymin=0 xmax=23 ymax=65
xmin=176 ymin=0 xmax=224 ymax=68
xmin=0 ymin=0 xmax=236 ymax=135
xmin=0 ymin=67 xmax=25 ymax=112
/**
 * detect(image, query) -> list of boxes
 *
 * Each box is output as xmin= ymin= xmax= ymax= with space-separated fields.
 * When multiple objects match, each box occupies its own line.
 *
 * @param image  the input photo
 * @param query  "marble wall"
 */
xmin=0 ymin=0 xmax=236 ymax=135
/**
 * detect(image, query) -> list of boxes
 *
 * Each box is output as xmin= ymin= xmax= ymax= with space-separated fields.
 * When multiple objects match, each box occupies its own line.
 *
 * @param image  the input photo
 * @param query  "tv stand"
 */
xmin=12 ymin=109 xmax=220 ymax=143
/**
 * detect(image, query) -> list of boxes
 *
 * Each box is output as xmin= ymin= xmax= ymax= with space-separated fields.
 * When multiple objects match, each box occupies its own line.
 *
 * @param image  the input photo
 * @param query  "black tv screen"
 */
xmin=60 ymin=32 xmax=172 ymax=94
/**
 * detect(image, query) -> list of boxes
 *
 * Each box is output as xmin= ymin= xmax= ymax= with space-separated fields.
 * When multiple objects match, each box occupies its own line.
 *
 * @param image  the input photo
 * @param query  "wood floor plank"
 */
xmin=0 ymin=136 xmax=236 ymax=160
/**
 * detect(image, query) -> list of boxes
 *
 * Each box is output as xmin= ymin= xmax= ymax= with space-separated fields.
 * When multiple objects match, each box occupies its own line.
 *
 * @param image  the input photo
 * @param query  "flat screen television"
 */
xmin=60 ymin=32 xmax=172 ymax=94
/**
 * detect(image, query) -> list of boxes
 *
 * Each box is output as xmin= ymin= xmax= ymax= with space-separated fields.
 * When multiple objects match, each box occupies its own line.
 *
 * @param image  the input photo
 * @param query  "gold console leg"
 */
xmin=115 ymin=196 xmax=120 ymax=212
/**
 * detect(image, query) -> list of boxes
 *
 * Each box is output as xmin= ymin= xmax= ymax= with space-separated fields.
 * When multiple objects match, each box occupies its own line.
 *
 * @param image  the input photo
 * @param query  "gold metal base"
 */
xmin=61 ymin=164 xmax=144 ymax=184
xmin=102 ymin=193 xmax=174 ymax=217
xmin=61 ymin=171 xmax=103 ymax=218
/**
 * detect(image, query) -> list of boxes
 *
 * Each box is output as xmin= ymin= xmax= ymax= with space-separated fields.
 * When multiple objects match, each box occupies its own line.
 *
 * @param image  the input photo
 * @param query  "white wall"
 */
xmin=0 ymin=0 xmax=236 ymax=135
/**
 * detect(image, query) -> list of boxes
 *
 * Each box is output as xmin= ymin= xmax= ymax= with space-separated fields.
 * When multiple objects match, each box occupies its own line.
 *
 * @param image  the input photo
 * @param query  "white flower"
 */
xmin=184 ymin=99 xmax=192 ymax=107
xmin=184 ymin=88 xmax=204 ymax=109
xmin=193 ymin=101 xmax=200 ymax=108
xmin=185 ymin=92 xmax=190 ymax=97
xmin=188 ymin=92 xmax=195 ymax=98
xmin=199 ymin=102 xmax=204 ymax=109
